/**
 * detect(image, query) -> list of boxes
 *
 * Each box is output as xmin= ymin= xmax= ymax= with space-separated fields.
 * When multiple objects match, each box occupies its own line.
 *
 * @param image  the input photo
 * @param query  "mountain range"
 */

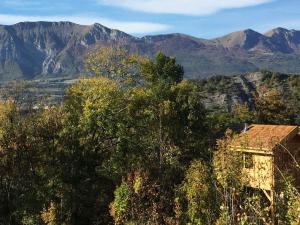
xmin=1 ymin=21 xmax=300 ymax=81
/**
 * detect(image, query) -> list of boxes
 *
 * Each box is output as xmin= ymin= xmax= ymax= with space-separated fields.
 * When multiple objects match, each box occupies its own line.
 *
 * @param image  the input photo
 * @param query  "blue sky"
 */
xmin=1 ymin=0 xmax=300 ymax=38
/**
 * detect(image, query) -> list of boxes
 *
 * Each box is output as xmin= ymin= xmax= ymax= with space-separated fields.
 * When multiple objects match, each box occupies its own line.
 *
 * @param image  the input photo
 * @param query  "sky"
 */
xmin=0 ymin=0 xmax=300 ymax=38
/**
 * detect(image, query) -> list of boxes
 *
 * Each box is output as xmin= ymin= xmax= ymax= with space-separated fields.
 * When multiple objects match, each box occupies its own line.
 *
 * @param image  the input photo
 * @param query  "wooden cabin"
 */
xmin=230 ymin=124 xmax=300 ymax=191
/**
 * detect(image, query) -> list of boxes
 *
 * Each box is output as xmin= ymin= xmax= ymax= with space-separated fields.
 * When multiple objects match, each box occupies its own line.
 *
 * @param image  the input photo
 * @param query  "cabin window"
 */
xmin=243 ymin=153 xmax=254 ymax=169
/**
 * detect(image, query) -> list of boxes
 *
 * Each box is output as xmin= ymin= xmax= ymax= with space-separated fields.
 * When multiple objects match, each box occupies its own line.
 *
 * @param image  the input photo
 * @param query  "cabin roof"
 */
xmin=231 ymin=124 xmax=298 ymax=152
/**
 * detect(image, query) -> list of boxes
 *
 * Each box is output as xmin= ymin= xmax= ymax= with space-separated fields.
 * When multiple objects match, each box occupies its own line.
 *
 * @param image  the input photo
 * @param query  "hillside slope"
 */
xmin=1 ymin=22 xmax=300 ymax=80
xmin=1 ymin=71 xmax=298 ymax=113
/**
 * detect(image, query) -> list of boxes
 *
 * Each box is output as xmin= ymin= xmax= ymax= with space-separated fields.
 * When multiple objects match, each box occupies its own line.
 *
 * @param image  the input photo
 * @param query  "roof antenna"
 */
xmin=243 ymin=123 xmax=248 ymax=133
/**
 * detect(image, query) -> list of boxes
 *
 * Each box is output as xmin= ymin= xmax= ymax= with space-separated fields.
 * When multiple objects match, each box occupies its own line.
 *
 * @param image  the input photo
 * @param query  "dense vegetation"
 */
xmin=0 ymin=48 xmax=299 ymax=225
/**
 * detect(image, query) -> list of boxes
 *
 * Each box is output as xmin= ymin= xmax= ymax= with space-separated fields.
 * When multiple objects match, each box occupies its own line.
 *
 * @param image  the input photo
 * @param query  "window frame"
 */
xmin=243 ymin=153 xmax=254 ymax=169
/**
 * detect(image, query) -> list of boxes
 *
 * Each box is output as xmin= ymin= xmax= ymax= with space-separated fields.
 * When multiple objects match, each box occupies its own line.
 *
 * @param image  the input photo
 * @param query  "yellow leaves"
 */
xmin=109 ymin=202 xmax=117 ymax=223
xmin=179 ymin=160 xmax=217 ymax=224
xmin=69 ymin=77 xmax=119 ymax=94
xmin=0 ymin=99 xmax=15 ymax=119
xmin=171 ymin=80 xmax=191 ymax=92
xmin=41 ymin=202 xmax=57 ymax=225
xmin=127 ymin=87 xmax=150 ymax=101
xmin=213 ymin=130 xmax=246 ymax=189
xmin=66 ymin=77 xmax=123 ymax=132
xmin=0 ymin=100 xmax=17 ymax=140
xmin=133 ymin=172 xmax=142 ymax=194
xmin=110 ymin=182 xmax=132 ymax=224
xmin=125 ymin=87 xmax=154 ymax=118
xmin=160 ymin=100 xmax=172 ymax=115
xmin=85 ymin=47 xmax=146 ymax=85
xmin=67 ymin=77 xmax=120 ymax=111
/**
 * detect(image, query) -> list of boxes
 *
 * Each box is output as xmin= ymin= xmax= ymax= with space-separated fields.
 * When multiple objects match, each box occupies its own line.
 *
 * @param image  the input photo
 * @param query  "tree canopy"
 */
xmin=0 ymin=48 xmax=299 ymax=225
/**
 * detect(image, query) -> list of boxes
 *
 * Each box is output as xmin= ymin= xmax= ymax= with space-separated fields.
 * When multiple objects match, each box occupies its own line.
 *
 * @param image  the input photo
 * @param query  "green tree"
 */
xmin=254 ymin=89 xmax=291 ymax=124
xmin=232 ymin=103 xmax=253 ymax=124
xmin=276 ymin=176 xmax=300 ymax=225
xmin=106 ymin=52 xmax=210 ymax=224
xmin=141 ymin=51 xmax=184 ymax=86
xmin=178 ymin=160 xmax=218 ymax=225
xmin=58 ymin=77 xmax=127 ymax=225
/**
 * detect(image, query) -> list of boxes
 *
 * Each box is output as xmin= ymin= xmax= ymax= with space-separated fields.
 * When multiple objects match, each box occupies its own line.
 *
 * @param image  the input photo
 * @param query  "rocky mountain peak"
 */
xmin=265 ymin=27 xmax=300 ymax=53
xmin=1 ymin=22 xmax=300 ymax=81
xmin=265 ymin=27 xmax=290 ymax=36
xmin=212 ymin=28 xmax=271 ymax=51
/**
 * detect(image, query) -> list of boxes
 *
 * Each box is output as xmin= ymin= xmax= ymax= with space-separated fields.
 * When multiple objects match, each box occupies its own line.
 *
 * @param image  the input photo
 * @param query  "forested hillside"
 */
xmin=0 ymin=49 xmax=299 ymax=225
xmin=1 ymin=69 xmax=300 ymax=117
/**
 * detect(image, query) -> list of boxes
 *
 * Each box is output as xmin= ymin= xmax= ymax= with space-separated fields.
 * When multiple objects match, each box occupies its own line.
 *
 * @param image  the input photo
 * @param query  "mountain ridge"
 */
xmin=1 ymin=21 xmax=300 ymax=81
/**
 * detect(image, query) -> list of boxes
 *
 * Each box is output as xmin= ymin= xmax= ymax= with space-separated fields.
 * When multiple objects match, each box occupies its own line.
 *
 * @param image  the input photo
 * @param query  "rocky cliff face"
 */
xmin=198 ymin=73 xmax=261 ymax=112
xmin=1 ymin=22 xmax=300 ymax=81
xmin=0 ymin=22 xmax=134 ymax=80
xmin=198 ymin=71 xmax=298 ymax=112
xmin=0 ymin=71 xmax=297 ymax=112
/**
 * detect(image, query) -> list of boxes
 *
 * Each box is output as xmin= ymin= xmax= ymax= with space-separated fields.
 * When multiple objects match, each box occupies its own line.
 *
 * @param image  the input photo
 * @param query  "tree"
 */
xmin=213 ymin=130 xmax=247 ymax=225
xmin=232 ymin=103 xmax=253 ymax=124
xmin=254 ymin=89 xmax=291 ymax=124
xmin=276 ymin=176 xmax=300 ymax=225
xmin=178 ymin=160 xmax=218 ymax=225
xmin=0 ymin=100 xmax=63 ymax=225
xmin=85 ymin=47 xmax=144 ymax=85
xmin=141 ymin=51 xmax=184 ymax=86
xmin=58 ymin=77 xmax=127 ymax=225
xmin=106 ymin=52 xmax=210 ymax=225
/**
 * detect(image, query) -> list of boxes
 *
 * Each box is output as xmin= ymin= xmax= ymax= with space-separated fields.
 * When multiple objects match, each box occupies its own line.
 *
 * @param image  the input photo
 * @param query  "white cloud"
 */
xmin=0 ymin=14 xmax=170 ymax=34
xmin=98 ymin=0 xmax=274 ymax=16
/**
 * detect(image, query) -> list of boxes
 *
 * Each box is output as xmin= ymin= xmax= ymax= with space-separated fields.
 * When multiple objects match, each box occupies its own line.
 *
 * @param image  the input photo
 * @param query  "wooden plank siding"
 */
xmin=230 ymin=124 xmax=299 ymax=191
